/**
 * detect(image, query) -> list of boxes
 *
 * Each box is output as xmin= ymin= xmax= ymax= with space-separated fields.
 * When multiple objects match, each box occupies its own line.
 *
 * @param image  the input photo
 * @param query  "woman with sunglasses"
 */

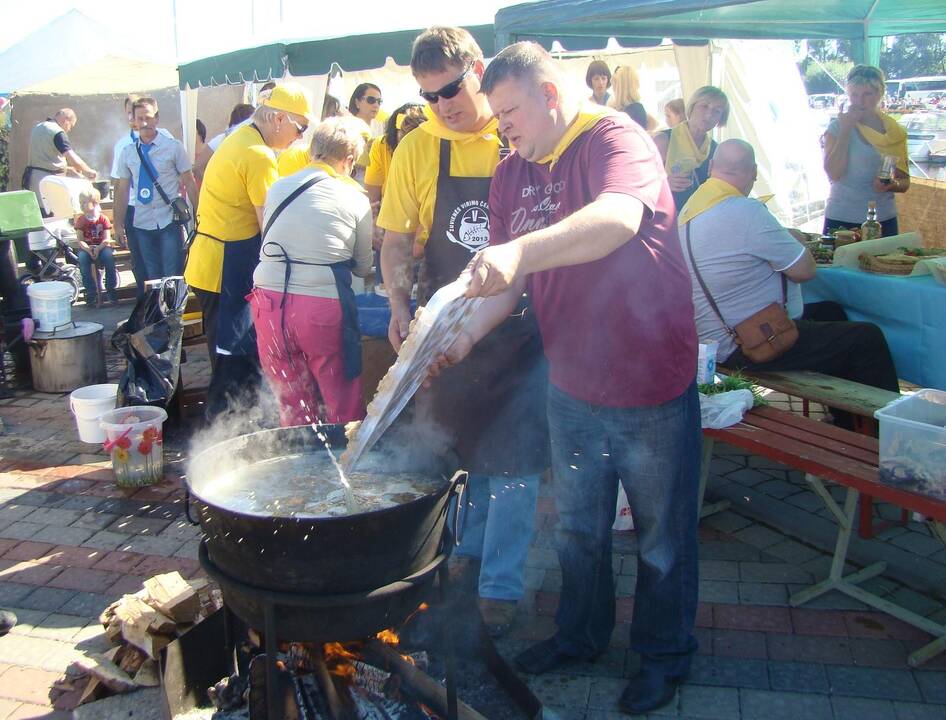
xmin=823 ymin=65 xmax=909 ymax=237
xmin=349 ymin=82 xmax=386 ymax=136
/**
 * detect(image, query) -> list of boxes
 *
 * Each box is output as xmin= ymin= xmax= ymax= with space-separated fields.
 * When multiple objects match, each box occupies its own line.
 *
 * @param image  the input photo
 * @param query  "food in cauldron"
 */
xmin=197 ymin=452 xmax=447 ymax=518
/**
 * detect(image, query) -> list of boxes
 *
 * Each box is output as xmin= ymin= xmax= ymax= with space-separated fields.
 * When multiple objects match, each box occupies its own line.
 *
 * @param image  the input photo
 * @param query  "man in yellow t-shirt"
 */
xmin=377 ymin=26 xmax=548 ymax=639
xmin=184 ymin=82 xmax=311 ymax=419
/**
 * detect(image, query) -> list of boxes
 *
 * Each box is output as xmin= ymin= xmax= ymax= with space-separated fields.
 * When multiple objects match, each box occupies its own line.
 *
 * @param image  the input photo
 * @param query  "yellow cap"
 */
xmin=262 ymin=82 xmax=313 ymax=122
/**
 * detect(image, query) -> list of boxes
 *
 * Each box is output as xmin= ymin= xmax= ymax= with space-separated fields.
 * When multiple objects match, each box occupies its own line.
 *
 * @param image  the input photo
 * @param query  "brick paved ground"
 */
xmin=0 ymin=300 xmax=944 ymax=718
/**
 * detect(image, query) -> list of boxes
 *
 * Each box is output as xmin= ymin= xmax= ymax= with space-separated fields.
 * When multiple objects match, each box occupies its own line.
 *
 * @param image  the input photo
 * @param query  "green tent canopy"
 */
xmin=495 ymin=0 xmax=946 ymax=64
xmin=178 ymin=43 xmax=288 ymax=89
xmin=178 ymin=24 xmax=495 ymax=89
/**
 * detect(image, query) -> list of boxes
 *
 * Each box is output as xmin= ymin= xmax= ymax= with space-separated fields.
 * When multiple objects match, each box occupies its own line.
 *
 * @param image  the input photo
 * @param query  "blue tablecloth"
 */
xmin=356 ymin=293 xmax=415 ymax=338
xmin=804 ymin=267 xmax=946 ymax=390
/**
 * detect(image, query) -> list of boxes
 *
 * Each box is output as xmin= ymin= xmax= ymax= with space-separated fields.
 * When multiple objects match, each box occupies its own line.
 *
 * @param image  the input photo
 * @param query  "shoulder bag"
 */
xmin=684 ymin=222 xmax=798 ymax=364
xmin=135 ymin=142 xmax=192 ymax=226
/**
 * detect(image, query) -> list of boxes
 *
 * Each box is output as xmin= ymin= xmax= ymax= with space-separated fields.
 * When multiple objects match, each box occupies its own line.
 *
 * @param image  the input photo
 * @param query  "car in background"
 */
xmin=898 ymin=112 xmax=946 ymax=163
xmin=808 ymin=93 xmax=839 ymax=110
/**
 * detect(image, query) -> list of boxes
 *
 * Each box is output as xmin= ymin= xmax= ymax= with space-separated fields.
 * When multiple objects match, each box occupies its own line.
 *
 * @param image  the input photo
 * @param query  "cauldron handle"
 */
xmin=449 ymin=470 xmax=469 ymax=547
xmin=183 ymin=488 xmax=200 ymax=526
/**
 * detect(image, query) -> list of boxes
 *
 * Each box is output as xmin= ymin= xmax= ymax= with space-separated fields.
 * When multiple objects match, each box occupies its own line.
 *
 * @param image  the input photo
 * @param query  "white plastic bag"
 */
xmin=699 ymin=389 xmax=754 ymax=429
xmin=613 ymin=483 xmax=635 ymax=531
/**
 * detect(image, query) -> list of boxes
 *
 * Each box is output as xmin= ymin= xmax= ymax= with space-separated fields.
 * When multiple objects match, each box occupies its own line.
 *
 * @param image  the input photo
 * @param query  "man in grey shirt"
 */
xmin=114 ymin=97 xmax=198 ymax=280
xmin=680 ymin=139 xmax=899 ymax=429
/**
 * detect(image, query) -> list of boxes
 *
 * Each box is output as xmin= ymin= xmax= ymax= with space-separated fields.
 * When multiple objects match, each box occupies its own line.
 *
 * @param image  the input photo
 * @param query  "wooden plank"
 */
xmin=751 ymin=407 xmax=878 ymax=452
xmin=706 ymin=423 xmax=946 ymax=521
xmin=717 ymin=367 xmax=900 ymax=418
xmin=744 ymin=413 xmax=878 ymax=466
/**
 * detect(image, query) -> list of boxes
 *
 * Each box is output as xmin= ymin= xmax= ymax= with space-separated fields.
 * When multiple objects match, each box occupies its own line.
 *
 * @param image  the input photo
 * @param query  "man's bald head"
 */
xmin=709 ymin=139 xmax=757 ymax=195
xmin=54 ymin=108 xmax=77 ymax=132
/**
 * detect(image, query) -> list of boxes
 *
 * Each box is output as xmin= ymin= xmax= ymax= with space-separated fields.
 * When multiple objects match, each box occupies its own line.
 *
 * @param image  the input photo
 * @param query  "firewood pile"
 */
xmin=54 ymin=571 xmax=220 ymax=707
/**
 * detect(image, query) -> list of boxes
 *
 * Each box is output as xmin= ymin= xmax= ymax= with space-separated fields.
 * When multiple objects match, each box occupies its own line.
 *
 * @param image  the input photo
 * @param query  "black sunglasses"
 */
xmin=362 ymin=96 xmax=383 ymax=105
xmin=419 ymin=62 xmax=474 ymax=104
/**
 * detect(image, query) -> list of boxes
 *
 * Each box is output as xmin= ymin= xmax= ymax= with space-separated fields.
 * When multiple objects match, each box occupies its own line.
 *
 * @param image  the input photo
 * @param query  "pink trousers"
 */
xmin=249 ymin=287 xmax=365 ymax=426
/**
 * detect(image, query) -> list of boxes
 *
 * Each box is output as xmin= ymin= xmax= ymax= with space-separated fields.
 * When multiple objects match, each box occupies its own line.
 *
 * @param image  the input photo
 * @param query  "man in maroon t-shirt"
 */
xmin=431 ymin=43 xmax=701 ymax=714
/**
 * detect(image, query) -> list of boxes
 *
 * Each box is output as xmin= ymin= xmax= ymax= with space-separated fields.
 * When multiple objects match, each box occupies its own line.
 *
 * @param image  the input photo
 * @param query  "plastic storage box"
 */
xmin=874 ymin=389 xmax=946 ymax=499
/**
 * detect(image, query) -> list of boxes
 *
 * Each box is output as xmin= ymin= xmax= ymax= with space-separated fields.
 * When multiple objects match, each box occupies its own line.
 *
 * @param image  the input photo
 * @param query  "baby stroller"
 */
xmin=17 ymin=224 xmax=82 ymax=303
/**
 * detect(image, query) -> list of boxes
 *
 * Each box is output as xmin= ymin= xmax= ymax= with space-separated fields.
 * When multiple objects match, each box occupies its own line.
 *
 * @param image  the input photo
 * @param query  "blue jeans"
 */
xmin=453 ymin=473 xmax=540 ymax=601
xmin=125 ymin=206 xmax=145 ymax=299
xmin=547 ymin=382 xmax=701 ymax=677
xmin=135 ymin=223 xmax=183 ymax=280
xmin=77 ymin=247 xmax=117 ymax=304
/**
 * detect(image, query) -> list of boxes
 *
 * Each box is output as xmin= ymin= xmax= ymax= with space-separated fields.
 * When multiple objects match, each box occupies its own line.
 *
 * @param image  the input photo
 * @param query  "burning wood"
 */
xmin=62 ymin=571 xmax=220 ymax=707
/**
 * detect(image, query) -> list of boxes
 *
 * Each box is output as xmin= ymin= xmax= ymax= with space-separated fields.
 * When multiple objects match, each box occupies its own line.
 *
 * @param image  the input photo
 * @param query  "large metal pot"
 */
xmin=186 ymin=425 xmax=465 ymax=595
xmin=28 ymin=321 xmax=107 ymax=392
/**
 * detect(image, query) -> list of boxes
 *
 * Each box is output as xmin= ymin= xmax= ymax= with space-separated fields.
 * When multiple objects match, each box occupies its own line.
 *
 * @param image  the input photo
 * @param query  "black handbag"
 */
xmin=135 ymin=143 xmax=192 ymax=226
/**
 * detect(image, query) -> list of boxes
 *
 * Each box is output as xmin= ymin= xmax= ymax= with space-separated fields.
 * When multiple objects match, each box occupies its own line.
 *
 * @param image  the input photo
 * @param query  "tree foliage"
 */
xmin=798 ymin=33 xmax=946 ymax=94
xmin=881 ymin=34 xmax=946 ymax=79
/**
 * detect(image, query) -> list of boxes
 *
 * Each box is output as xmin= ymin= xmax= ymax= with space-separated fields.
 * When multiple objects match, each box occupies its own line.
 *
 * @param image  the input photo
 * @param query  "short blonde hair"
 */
xmin=847 ymin=64 xmax=886 ymax=94
xmin=687 ymin=86 xmax=730 ymax=126
xmin=608 ymin=66 xmax=643 ymax=109
xmin=78 ymin=187 xmax=101 ymax=207
xmin=309 ymin=117 xmax=367 ymax=164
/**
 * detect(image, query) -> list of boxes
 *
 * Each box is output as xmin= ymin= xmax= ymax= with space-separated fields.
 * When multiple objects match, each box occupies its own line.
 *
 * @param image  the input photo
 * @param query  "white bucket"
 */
xmin=69 ymin=383 xmax=118 ymax=443
xmin=27 ymin=281 xmax=73 ymax=330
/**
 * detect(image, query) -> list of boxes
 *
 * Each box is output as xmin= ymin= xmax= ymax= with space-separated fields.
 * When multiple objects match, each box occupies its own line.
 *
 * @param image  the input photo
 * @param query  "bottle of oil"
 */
xmin=860 ymin=201 xmax=882 ymax=241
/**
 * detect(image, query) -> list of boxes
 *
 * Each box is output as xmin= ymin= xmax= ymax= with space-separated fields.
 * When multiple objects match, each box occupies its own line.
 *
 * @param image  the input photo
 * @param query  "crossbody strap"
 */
xmin=261 ymin=173 xmax=328 ymax=242
xmin=684 ymin=222 xmax=789 ymax=340
xmin=135 ymin=142 xmax=174 ymax=207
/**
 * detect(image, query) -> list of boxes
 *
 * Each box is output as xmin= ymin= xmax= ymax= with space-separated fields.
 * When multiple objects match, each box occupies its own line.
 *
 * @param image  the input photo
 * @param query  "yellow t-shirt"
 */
xmin=277 ymin=145 xmax=312 ymax=177
xmin=185 ymin=124 xmax=278 ymax=292
xmin=377 ymin=109 xmax=501 ymax=246
xmin=364 ymin=136 xmax=393 ymax=190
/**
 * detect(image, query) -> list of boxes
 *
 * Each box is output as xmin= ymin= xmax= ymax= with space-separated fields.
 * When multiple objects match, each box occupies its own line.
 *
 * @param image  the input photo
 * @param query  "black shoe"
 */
xmin=0 ymin=610 xmax=17 ymax=636
xmin=618 ymin=669 xmax=683 ymax=715
xmin=514 ymin=637 xmax=597 ymax=675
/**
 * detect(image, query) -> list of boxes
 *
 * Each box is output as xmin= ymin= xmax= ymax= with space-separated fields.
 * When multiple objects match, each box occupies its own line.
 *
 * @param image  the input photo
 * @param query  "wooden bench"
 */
xmin=716 ymin=366 xmax=902 ymax=539
xmin=703 ymin=405 xmax=946 ymax=667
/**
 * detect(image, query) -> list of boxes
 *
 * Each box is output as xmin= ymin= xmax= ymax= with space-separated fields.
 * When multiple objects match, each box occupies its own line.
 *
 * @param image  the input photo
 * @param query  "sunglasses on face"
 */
xmin=288 ymin=117 xmax=308 ymax=137
xmin=362 ymin=96 xmax=383 ymax=106
xmin=419 ymin=62 xmax=474 ymax=104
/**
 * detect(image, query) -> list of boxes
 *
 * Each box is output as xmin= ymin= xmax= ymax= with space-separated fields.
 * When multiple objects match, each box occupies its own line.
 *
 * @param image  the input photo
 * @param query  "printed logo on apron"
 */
xmin=446 ymin=200 xmax=490 ymax=251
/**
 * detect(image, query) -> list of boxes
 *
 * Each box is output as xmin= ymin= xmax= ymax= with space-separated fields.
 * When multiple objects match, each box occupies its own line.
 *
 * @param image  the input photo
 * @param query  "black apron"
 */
xmin=198 ymin=124 xmax=267 ymax=357
xmin=217 ymin=233 xmax=262 ymax=356
xmin=259 ymin=172 xmax=362 ymax=379
xmin=418 ymin=140 xmax=548 ymax=476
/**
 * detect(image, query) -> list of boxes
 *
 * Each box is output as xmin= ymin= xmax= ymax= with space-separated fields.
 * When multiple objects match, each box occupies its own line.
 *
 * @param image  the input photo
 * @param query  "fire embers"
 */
xmin=209 ymin=629 xmax=438 ymax=720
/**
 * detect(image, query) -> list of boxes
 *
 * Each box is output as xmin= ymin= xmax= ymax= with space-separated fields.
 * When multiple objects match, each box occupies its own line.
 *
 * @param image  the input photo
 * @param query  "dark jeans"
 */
xmin=824 ymin=216 xmax=899 ymax=237
xmin=725 ymin=319 xmax=899 ymax=429
xmin=125 ymin=206 xmax=145 ymax=299
xmin=195 ymin=288 xmax=262 ymax=421
xmin=136 ymin=223 xmax=184 ymax=280
xmin=77 ymin=247 xmax=117 ymax=303
xmin=195 ymin=288 xmax=219 ymax=370
xmin=547 ymin=382 xmax=701 ymax=677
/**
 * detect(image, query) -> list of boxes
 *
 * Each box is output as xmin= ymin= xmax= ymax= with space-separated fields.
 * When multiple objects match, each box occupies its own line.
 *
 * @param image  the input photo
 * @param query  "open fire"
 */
xmin=207 ymin=607 xmax=482 ymax=720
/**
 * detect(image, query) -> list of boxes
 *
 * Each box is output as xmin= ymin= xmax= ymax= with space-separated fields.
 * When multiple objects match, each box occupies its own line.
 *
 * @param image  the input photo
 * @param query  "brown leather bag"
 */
xmin=685 ymin=223 xmax=798 ymax=364
xmin=730 ymin=302 xmax=799 ymax=363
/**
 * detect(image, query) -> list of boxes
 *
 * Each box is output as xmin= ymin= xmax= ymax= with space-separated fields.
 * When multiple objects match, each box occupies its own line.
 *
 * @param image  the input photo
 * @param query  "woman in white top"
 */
xmin=250 ymin=117 xmax=373 ymax=426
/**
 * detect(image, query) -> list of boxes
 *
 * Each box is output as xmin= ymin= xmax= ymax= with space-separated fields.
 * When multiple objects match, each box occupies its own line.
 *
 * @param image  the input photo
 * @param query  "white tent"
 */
xmin=0 ymin=9 xmax=177 ymax=95
xmin=203 ymin=38 xmax=827 ymax=229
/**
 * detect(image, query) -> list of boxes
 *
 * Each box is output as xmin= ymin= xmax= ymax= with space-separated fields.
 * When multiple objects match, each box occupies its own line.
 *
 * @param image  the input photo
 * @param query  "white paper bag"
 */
xmin=613 ymin=484 xmax=635 ymax=531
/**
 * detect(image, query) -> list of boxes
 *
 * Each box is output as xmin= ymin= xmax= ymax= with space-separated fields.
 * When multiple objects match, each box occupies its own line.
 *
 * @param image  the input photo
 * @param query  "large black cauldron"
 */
xmin=185 ymin=425 xmax=464 ymax=596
